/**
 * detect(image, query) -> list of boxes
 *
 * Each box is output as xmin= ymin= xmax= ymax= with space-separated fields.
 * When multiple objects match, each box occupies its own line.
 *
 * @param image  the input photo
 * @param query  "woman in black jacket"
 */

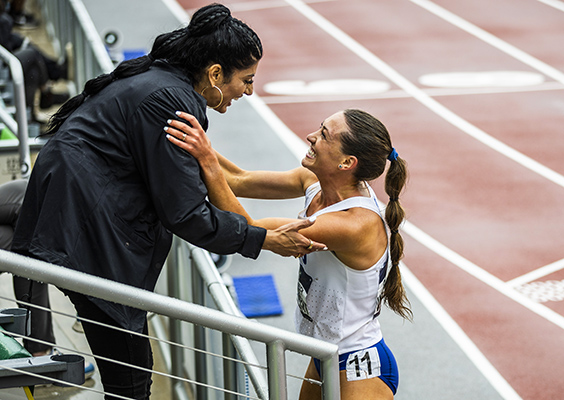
xmin=12 ymin=4 xmax=323 ymax=398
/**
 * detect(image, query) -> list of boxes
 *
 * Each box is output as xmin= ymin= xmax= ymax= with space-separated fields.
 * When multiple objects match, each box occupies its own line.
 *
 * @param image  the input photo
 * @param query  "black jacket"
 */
xmin=12 ymin=61 xmax=266 ymax=331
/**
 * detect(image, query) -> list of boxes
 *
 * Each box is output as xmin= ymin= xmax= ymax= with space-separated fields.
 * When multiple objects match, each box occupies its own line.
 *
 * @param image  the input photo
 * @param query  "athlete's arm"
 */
xmin=296 ymin=209 xmax=388 ymax=270
xmin=165 ymin=113 xmax=326 ymax=256
xmin=215 ymin=152 xmax=315 ymax=199
xmin=164 ymin=112 xmax=319 ymax=230
xmin=166 ymin=112 xmax=317 ymax=200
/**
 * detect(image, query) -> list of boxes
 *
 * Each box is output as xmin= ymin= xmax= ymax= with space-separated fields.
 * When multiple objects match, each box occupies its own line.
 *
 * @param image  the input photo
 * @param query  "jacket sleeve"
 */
xmin=127 ymin=86 xmax=266 ymax=258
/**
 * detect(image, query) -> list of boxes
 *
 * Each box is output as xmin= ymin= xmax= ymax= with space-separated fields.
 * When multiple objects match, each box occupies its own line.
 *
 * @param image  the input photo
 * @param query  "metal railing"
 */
xmin=0 ymin=0 xmax=115 ymax=184
xmin=0 ymin=246 xmax=340 ymax=399
xmin=0 ymin=46 xmax=31 ymax=179
xmin=38 ymin=0 xmax=114 ymax=91
xmin=165 ymin=236 xmax=271 ymax=400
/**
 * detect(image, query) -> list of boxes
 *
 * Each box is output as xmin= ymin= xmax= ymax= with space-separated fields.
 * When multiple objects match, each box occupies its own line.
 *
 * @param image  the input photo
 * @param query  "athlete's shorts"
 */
xmin=314 ymin=339 xmax=398 ymax=395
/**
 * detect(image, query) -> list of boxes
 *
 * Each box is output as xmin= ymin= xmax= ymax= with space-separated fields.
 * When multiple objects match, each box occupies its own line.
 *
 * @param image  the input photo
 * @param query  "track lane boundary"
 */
xmin=260 ymin=81 xmax=564 ymax=104
xmin=281 ymin=0 xmax=564 ymax=188
xmin=506 ymin=257 xmax=564 ymax=287
xmin=537 ymin=0 xmax=564 ymax=12
xmin=409 ymin=0 xmax=564 ymax=84
xmin=401 ymin=221 xmax=564 ymax=330
xmin=401 ymin=264 xmax=523 ymax=400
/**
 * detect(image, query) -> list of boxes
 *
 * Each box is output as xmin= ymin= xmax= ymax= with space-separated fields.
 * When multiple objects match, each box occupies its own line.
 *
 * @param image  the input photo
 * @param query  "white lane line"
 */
xmin=409 ymin=0 xmax=564 ymax=85
xmin=282 ymin=0 xmax=564 ymax=188
xmin=538 ymin=0 xmax=564 ymax=12
xmin=186 ymin=0 xmax=335 ymax=14
xmin=260 ymin=81 xmax=564 ymax=104
xmin=401 ymin=264 xmax=523 ymax=400
xmin=507 ymin=258 xmax=564 ymax=287
xmin=247 ymin=93 xmax=564 ymax=332
xmin=161 ymin=0 xmax=190 ymax=23
xmin=264 ymin=79 xmax=391 ymax=96
xmin=401 ymin=220 xmax=564 ymax=330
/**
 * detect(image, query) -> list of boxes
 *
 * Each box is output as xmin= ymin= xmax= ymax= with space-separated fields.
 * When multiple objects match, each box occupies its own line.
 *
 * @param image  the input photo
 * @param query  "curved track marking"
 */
xmin=537 ymin=0 xmax=564 ymax=12
xmin=408 ymin=0 xmax=564 ymax=84
xmin=507 ymin=258 xmax=564 ymax=287
xmin=282 ymin=0 xmax=564 ymax=188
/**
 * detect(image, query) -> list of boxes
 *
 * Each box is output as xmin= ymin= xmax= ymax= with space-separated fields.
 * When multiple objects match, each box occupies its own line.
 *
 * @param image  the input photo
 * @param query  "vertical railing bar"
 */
xmin=189 ymin=245 xmax=269 ymax=399
xmin=320 ymin=354 xmax=341 ymax=400
xmin=223 ymin=332 xmax=238 ymax=400
xmin=0 ymin=46 xmax=30 ymax=179
xmin=192 ymin=253 xmax=208 ymax=400
xmin=266 ymin=340 xmax=287 ymax=400
xmin=167 ymin=236 xmax=185 ymax=400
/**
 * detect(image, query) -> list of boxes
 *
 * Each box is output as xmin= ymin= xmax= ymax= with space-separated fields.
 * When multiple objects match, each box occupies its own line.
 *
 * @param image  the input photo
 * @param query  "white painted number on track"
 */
xmin=264 ymin=79 xmax=390 ymax=96
xmin=419 ymin=71 xmax=545 ymax=88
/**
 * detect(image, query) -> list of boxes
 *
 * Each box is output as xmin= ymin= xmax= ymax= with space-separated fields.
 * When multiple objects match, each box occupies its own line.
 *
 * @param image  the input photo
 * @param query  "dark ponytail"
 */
xmin=341 ymin=109 xmax=412 ymax=320
xmin=383 ymin=155 xmax=412 ymax=320
xmin=44 ymin=3 xmax=262 ymax=135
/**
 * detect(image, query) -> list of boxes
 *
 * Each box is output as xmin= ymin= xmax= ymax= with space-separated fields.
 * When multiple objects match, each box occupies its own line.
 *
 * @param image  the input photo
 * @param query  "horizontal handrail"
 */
xmin=0 ymin=248 xmax=340 ymax=398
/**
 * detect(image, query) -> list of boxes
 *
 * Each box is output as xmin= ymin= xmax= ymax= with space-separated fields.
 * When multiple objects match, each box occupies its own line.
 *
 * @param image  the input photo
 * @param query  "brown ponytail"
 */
xmin=341 ymin=109 xmax=412 ymax=320
xmin=383 ymin=156 xmax=412 ymax=320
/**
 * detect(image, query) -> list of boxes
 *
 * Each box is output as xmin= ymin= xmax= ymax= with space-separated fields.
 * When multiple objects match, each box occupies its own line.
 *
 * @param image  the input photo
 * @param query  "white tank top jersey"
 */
xmin=294 ymin=182 xmax=392 ymax=354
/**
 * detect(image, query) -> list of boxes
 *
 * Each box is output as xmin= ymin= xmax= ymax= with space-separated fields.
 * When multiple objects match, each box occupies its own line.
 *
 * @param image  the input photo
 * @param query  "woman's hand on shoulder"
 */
xmin=165 ymin=111 xmax=217 ymax=169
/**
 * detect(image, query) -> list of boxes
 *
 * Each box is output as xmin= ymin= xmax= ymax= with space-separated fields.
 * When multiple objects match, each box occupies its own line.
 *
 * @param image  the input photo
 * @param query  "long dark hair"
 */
xmin=44 ymin=3 xmax=262 ymax=135
xmin=341 ymin=109 xmax=412 ymax=320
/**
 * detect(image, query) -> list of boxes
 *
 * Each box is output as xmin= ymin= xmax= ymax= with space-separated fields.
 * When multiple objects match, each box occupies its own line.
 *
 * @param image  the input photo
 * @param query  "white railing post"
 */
xmin=0 ymin=46 xmax=31 ymax=179
xmin=321 ymin=353 xmax=341 ymax=399
xmin=267 ymin=340 xmax=287 ymax=400
xmin=167 ymin=236 xmax=187 ymax=400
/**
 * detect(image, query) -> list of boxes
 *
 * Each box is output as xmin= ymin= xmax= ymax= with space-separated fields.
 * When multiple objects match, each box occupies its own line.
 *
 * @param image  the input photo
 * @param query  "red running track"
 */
xmin=178 ymin=1 xmax=564 ymax=399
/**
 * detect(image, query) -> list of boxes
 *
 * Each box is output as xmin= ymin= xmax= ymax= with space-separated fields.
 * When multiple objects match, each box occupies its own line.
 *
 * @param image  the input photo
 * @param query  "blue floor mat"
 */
xmin=232 ymin=274 xmax=283 ymax=318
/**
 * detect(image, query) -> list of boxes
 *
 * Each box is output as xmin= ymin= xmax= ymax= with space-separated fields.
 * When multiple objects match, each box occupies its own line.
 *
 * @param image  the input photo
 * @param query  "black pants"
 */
xmin=12 ymin=277 xmax=55 ymax=354
xmin=66 ymin=291 xmax=153 ymax=400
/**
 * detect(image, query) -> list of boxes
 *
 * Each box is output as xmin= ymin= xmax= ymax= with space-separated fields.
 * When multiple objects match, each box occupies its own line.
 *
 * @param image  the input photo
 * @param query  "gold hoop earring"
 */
xmin=201 ymin=85 xmax=223 ymax=109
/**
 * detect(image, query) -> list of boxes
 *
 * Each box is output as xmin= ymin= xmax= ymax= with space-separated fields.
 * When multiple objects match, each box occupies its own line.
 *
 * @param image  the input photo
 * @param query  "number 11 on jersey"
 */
xmin=345 ymin=347 xmax=381 ymax=381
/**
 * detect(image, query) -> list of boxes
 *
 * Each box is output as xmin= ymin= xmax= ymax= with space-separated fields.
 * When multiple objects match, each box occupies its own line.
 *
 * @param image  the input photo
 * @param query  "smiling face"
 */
xmin=208 ymin=63 xmax=257 ymax=113
xmin=302 ymin=111 xmax=350 ymax=175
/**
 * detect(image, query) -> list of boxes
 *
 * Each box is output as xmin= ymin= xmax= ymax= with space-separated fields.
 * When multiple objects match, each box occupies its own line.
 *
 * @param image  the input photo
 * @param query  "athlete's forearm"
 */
xmin=198 ymin=155 xmax=254 ymax=224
